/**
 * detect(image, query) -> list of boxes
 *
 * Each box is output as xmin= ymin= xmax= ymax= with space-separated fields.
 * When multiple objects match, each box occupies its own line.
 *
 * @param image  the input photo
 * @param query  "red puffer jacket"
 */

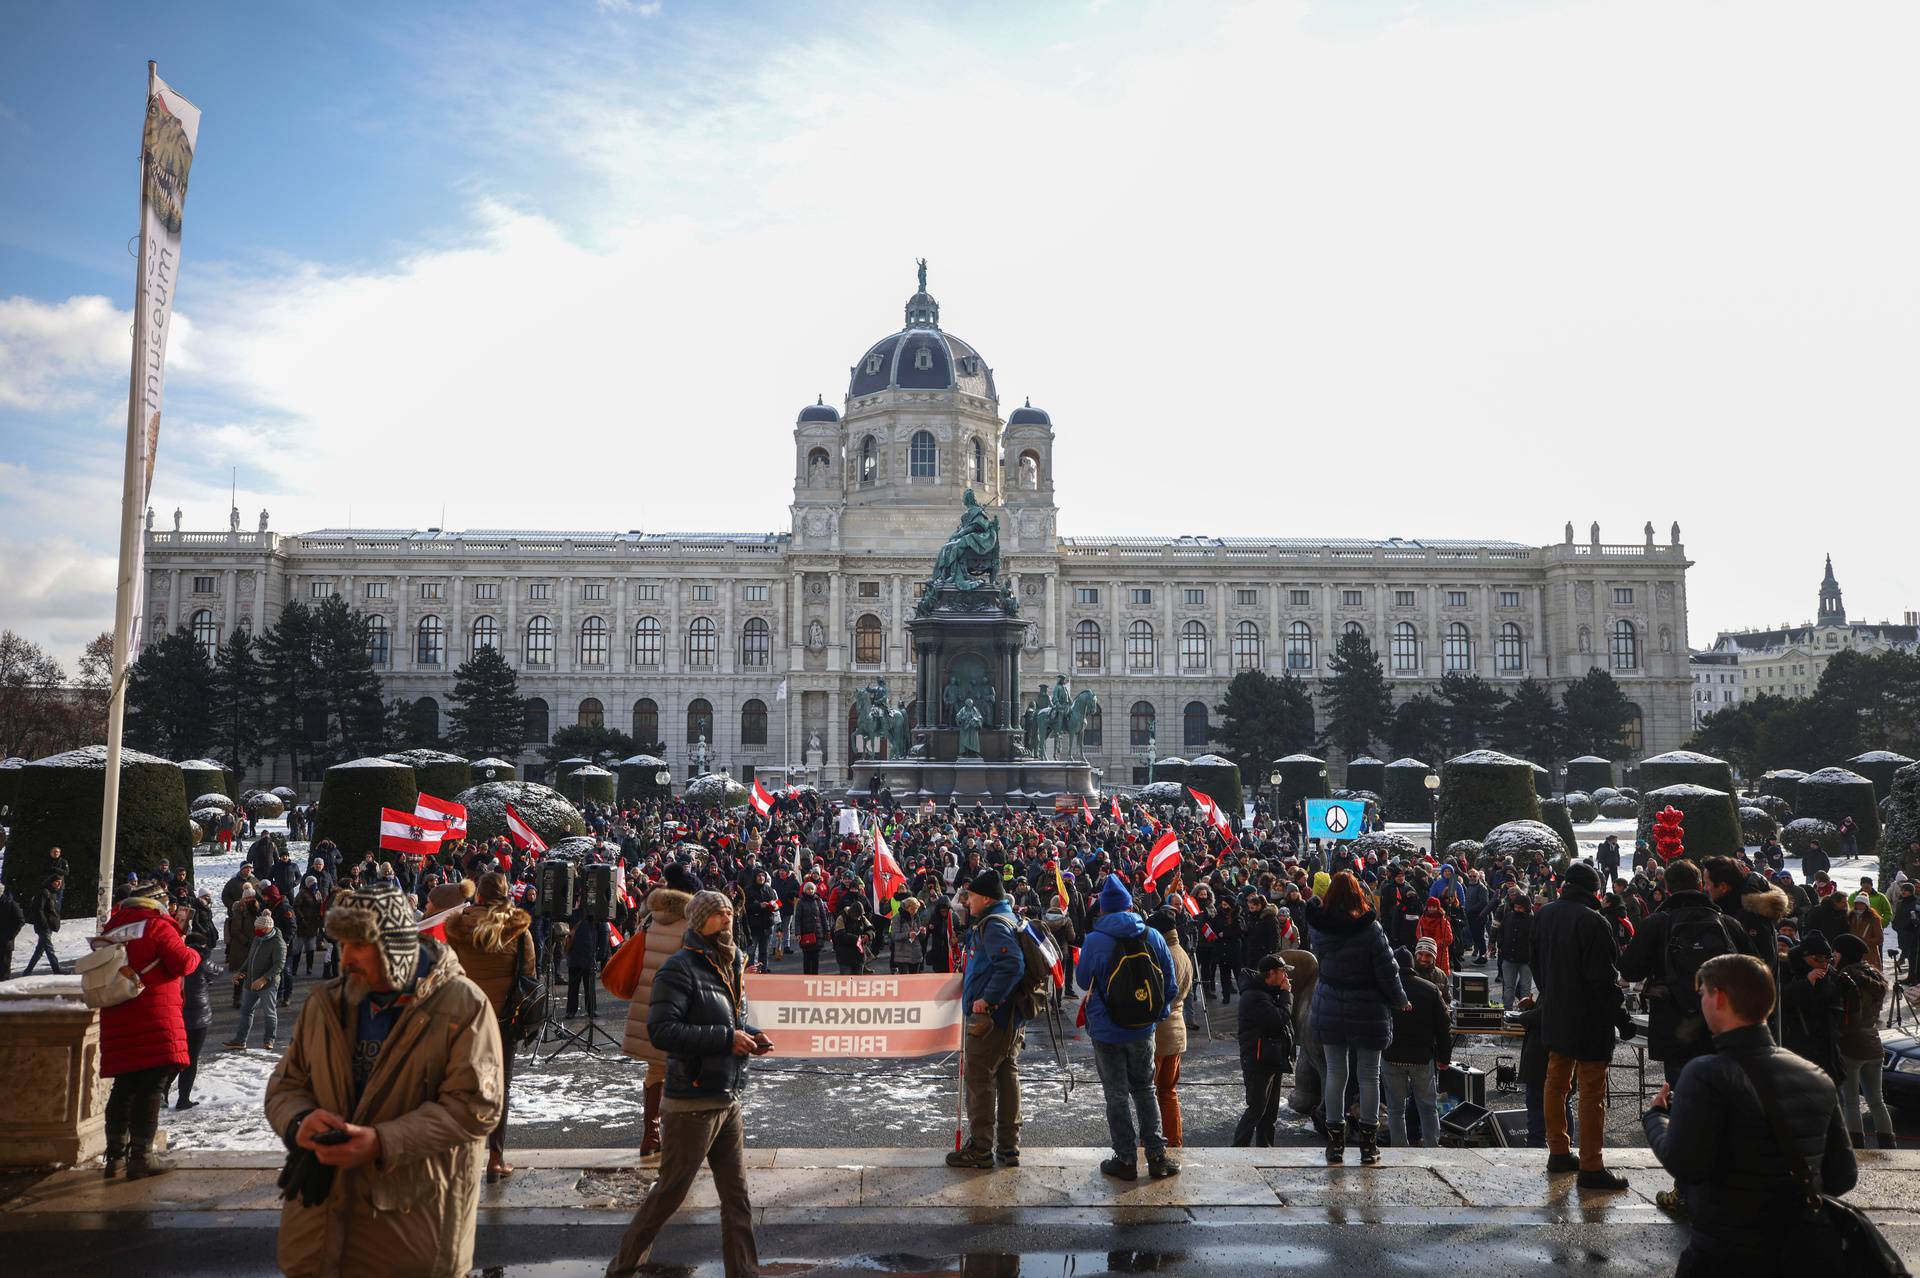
xmin=99 ymin=902 xmax=200 ymax=1076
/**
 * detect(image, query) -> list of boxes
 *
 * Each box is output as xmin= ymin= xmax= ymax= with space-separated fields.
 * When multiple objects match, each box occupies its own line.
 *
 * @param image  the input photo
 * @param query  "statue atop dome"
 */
xmin=916 ymin=257 xmax=928 ymax=292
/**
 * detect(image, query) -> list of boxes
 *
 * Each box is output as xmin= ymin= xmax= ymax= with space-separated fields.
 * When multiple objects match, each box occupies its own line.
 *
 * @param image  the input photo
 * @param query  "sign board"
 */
xmin=1053 ymin=793 xmax=1082 ymax=812
xmin=744 ymin=973 xmax=962 ymax=1058
xmin=1305 ymin=797 xmax=1368 ymax=842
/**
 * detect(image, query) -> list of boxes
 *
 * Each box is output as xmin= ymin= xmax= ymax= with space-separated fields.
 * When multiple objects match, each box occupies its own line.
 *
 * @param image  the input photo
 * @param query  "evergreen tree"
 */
xmin=1560 ymin=667 xmax=1637 ymax=760
xmin=1214 ymin=670 xmax=1317 ymax=778
xmin=1319 ymin=629 xmax=1395 ymax=759
xmin=259 ymin=601 xmax=321 ymax=785
xmin=124 ymin=627 xmax=216 ymax=759
xmin=1493 ymin=677 xmax=1563 ymax=764
xmin=1434 ymin=670 xmax=1506 ymax=753
xmin=309 ymin=596 xmax=387 ymax=761
xmin=1388 ymin=693 xmax=1449 ymax=764
xmin=211 ymin=626 xmax=270 ymax=778
xmin=1689 ymin=693 xmax=1797 ymax=778
xmin=542 ymin=723 xmax=636 ymax=767
xmin=446 ymin=646 xmax=528 ymax=758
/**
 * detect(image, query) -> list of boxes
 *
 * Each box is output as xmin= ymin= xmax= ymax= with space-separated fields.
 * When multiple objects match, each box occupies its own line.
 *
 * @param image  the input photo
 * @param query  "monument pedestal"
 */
xmin=0 ymin=975 xmax=107 ymax=1169
xmin=848 ymin=758 xmax=1095 ymax=806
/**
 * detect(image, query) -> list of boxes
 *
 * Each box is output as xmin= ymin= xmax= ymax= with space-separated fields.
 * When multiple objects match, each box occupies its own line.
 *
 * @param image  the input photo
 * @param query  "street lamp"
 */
xmin=1424 ymin=772 xmax=1441 ymax=856
xmin=654 ymin=770 xmax=672 ymax=843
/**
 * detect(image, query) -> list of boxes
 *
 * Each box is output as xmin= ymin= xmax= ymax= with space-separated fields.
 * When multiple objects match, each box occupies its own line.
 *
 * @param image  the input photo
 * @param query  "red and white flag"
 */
xmin=872 ymin=824 xmax=906 ymax=908
xmin=750 ymin=777 xmax=775 ymax=818
xmin=1111 ymin=796 xmax=1124 ymax=823
xmin=1081 ymin=798 xmax=1095 ymax=826
xmin=1188 ymin=786 xmax=1237 ymax=845
xmin=1023 ymin=920 xmax=1066 ymax=988
xmin=415 ymin=793 xmax=467 ymax=836
xmin=502 ymin=802 xmax=548 ymax=856
xmin=1146 ymin=829 xmax=1182 ymax=884
xmin=379 ymin=807 xmax=446 ymax=858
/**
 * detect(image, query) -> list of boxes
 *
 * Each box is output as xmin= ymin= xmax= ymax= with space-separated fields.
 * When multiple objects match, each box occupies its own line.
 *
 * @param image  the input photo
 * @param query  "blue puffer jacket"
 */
xmin=1077 ymin=909 xmax=1174 ymax=1044
xmin=1306 ymin=900 xmax=1407 ymax=1051
xmin=963 ymin=900 xmax=1028 ymax=1028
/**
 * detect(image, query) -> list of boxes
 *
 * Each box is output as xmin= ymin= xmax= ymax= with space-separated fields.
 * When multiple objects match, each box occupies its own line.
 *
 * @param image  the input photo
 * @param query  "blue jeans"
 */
xmin=23 ymin=931 xmax=63 ymax=975
xmin=1382 ymin=1060 xmax=1439 ymax=1147
xmin=1500 ymin=962 xmax=1532 ymax=1001
xmin=235 ymin=982 xmax=278 ymax=1046
xmin=1091 ymin=1038 xmax=1164 ymax=1164
xmin=1323 ymin=1044 xmax=1382 ymax=1129
xmin=751 ymin=931 xmax=773 ymax=970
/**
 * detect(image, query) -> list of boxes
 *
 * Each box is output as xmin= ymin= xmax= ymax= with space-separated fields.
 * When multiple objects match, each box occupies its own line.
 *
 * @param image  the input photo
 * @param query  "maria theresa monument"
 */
xmin=141 ymin=266 xmax=1695 ymax=791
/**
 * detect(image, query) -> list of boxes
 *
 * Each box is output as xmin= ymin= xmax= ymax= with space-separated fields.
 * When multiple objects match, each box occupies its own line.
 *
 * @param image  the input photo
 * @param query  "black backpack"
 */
xmin=1101 ymin=929 xmax=1166 ymax=1030
xmin=984 ymin=914 xmax=1051 ymax=1022
xmin=1663 ymin=905 xmax=1742 ymax=1015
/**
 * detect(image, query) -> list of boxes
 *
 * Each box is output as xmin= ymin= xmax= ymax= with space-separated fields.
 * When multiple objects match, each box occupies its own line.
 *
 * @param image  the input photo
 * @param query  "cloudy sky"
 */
xmin=3 ymin=0 xmax=1916 ymax=666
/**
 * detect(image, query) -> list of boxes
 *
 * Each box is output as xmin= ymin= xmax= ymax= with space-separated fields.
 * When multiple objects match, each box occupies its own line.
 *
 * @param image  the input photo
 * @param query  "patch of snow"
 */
xmin=1800 ymin=767 xmax=1872 ymax=787
xmin=328 ymin=756 xmax=412 ymax=770
xmin=1442 ymin=750 xmax=1527 ymax=767
xmin=24 ymin=745 xmax=176 ymax=769
xmin=1640 ymin=750 xmax=1727 ymax=766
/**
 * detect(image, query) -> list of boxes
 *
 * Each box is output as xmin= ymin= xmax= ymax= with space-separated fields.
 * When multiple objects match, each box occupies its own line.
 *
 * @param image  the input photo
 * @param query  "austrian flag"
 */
xmin=379 ymin=808 xmax=446 ymax=857
xmin=502 ymin=802 xmax=548 ymax=855
xmin=750 ymin=778 xmax=775 ymax=818
xmin=414 ymin=793 xmax=467 ymax=836
xmin=1146 ymin=830 xmax=1182 ymax=884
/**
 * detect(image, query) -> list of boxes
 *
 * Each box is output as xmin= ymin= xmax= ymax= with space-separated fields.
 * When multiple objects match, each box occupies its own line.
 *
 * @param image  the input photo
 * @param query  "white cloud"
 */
xmin=14 ymin=0 xmax=1920 ymax=652
xmin=595 ymin=0 xmax=661 ymax=15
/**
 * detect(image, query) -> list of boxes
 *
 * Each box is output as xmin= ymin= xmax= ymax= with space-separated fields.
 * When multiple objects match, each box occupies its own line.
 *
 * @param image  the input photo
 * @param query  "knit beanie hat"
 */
xmin=325 ymin=883 xmax=421 ymax=989
xmin=1798 ymin=931 xmax=1834 ymax=958
xmin=1564 ymin=862 xmax=1603 ymax=893
xmin=254 ymin=912 xmax=274 ymax=935
xmin=686 ymin=889 xmax=733 ymax=937
xmin=1415 ymin=937 xmax=1439 ymax=959
xmin=664 ymin=863 xmax=704 ymax=895
xmin=1099 ymin=875 xmax=1133 ymax=915
xmin=968 ymin=870 xmax=1005 ymax=900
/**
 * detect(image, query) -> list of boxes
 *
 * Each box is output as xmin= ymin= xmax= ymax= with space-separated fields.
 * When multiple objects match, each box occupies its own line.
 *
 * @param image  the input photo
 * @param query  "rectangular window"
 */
xmin=1614 ymin=588 xmax=1634 ymax=605
xmin=1075 ymin=587 xmax=1100 ymax=605
xmin=743 ymin=584 xmax=769 ymax=602
xmin=1235 ymin=589 xmax=1258 ymax=606
xmin=419 ymin=582 xmax=443 ymax=600
xmin=858 ymin=581 xmax=881 ymax=598
xmin=1446 ymin=591 xmax=1467 ymax=608
xmin=635 ymin=583 xmax=660 ymax=601
xmin=364 ymin=582 xmax=387 ymax=600
xmin=692 ymin=584 xmax=715 ymax=602
xmin=1499 ymin=590 xmax=1520 ymax=609
xmin=474 ymin=582 xmax=500 ymax=601
xmin=583 ymin=583 xmax=607 ymax=601
xmin=1341 ymin=590 xmax=1363 ymax=607
xmin=1394 ymin=590 xmax=1416 ymax=608
xmin=529 ymin=582 xmax=551 ymax=601
xmin=192 ymin=575 xmax=215 ymax=594
xmin=1289 ymin=589 xmax=1311 ymax=606
xmin=1130 ymin=588 xmax=1153 ymax=606
xmin=309 ymin=581 xmax=332 ymax=599
xmin=1184 ymin=588 xmax=1206 ymax=606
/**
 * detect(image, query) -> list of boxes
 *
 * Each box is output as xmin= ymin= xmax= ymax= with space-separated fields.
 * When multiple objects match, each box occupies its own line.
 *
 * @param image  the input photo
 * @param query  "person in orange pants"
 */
xmin=1147 ymin=910 xmax=1194 ymax=1145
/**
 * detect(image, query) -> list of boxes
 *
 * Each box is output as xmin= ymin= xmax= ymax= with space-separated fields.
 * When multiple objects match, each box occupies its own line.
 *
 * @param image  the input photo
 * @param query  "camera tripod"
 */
xmin=539 ymin=927 xmax=620 ymax=1059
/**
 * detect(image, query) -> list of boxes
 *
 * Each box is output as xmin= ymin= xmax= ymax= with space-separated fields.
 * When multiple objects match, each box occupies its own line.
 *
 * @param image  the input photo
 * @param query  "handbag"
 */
xmin=599 ymin=928 xmax=648 ymax=1001
xmin=502 ymin=937 xmax=547 ymax=1050
xmin=1732 ymin=1053 xmax=1910 ymax=1277
xmin=75 ymin=938 xmax=162 ymax=1009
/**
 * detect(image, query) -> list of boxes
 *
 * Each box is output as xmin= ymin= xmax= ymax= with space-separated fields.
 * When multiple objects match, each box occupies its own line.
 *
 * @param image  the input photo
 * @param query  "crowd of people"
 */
xmin=21 ymin=785 xmax=1912 ymax=1277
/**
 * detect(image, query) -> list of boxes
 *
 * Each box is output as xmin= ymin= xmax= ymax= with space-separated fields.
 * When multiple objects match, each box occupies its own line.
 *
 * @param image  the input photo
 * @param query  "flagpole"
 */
xmin=97 ymin=60 xmax=160 ymax=926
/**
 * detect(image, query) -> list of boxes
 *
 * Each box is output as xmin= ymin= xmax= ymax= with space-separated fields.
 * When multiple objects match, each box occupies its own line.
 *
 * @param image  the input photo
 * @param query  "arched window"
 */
xmin=365 ymin=615 xmax=389 ymax=666
xmin=1232 ymin=621 xmax=1262 ymax=672
xmin=909 ymin=430 xmax=937 ymax=478
xmin=1624 ymin=702 xmax=1645 ymax=755
xmin=969 ymin=437 xmax=984 ymax=484
xmin=806 ymin=447 xmax=831 ymax=485
xmin=1391 ymin=622 xmax=1420 ymax=673
xmin=470 ymin=615 xmax=498 ymax=656
xmin=578 ymin=616 xmax=608 ymax=666
xmin=525 ymin=615 xmax=553 ymax=666
xmin=413 ymin=697 xmax=439 ymax=742
xmin=854 ymin=614 xmax=883 ymax=664
xmin=1128 ymin=620 xmax=1156 ymax=670
xmin=1083 ymin=703 xmax=1103 ymax=749
xmin=578 ymin=697 xmax=604 ymax=729
xmin=416 ymin=615 xmax=444 ymax=666
xmin=740 ymin=617 xmax=771 ymax=668
xmin=1343 ymin=621 xmax=1365 ymax=640
xmin=1130 ymin=700 xmax=1157 ymax=747
xmin=1443 ymin=622 xmax=1472 ymax=672
xmin=524 ymin=697 xmax=550 ymax=745
xmin=1611 ymin=620 xmax=1639 ymax=670
xmin=633 ymin=616 xmax=663 ymax=666
xmin=189 ymin=609 xmax=218 ymax=660
xmin=1497 ymin=622 xmax=1525 ymax=672
xmin=1180 ymin=620 xmax=1209 ymax=671
xmin=741 ymin=698 xmax=768 ymax=747
xmin=859 ymin=436 xmax=878 ymax=484
xmin=687 ymin=698 xmax=714 ymax=745
xmin=1183 ymin=700 xmax=1209 ymax=748
xmin=686 ymin=617 xmax=716 ymax=667
xmin=633 ymin=699 xmax=659 ymax=744
xmin=1073 ymin=619 xmax=1103 ymax=670
xmin=1286 ymin=620 xmax=1314 ymax=670
xmin=1019 ymin=450 xmax=1040 ymax=490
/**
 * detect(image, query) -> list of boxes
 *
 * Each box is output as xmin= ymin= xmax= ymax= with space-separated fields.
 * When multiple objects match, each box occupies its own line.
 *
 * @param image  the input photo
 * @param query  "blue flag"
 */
xmin=1305 ymin=798 xmax=1367 ymax=842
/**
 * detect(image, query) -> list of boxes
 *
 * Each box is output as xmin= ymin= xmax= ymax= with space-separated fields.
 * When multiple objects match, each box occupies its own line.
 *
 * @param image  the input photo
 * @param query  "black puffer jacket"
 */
xmin=1618 ymin=889 xmax=1747 ymax=1066
xmin=1643 ymin=1024 xmax=1855 ymax=1260
xmin=180 ymin=925 xmax=217 ymax=1033
xmin=648 ymin=931 xmax=760 ymax=1103
xmin=1383 ymin=953 xmax=1453 ymax=1067
xmin=1530 ymin=886 xmax=1624 ymax=1062
xmin=1235 ymin=969 xmax=1294 ymax=1072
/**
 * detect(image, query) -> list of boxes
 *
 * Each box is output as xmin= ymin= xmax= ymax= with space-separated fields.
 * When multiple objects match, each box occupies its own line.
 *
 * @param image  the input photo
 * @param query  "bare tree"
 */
xmin=0 ymin=630 xmax=68 ymax=759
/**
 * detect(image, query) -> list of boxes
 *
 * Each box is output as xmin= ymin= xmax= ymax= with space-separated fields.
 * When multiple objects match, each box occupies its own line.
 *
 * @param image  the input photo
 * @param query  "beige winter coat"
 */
xmin=264 ymin=941 xmax=503 ymax=1278
xmin=443 ymin=902 xmax=536 ymax=1018
xmin=620 ymin=887 xmax=692 ymax=1069
xmin=1155 ymin=939 xmax=1196 ymax=1058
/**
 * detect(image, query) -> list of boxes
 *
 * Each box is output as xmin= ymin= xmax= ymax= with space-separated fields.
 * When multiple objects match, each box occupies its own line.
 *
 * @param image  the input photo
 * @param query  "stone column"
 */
xmin=224 ymin=569 xmax=238 ymax=636
xmin=828 ymin=573 xmax=845 ymax=672
xmin=1214 ymin=578 xmax=1227 ymax=677
xmin=168 ymin=569 xmax=181 ymax=632
xmin=396 ymin=575 xmax=410 ymax=672
xmin=1108 ymin=579 xmax=1121 ymax=677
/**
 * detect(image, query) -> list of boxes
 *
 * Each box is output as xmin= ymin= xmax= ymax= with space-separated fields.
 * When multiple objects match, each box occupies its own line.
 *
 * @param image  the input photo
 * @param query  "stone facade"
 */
xmin=142 ymin=274 xmax=1695 ymax=789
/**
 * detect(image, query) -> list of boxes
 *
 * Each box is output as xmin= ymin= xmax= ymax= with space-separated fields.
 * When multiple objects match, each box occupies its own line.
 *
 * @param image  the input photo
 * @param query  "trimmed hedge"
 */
xmin=192 ymin=792 xmax=236 ymax=814
xmin=561 ymin=764 xmax=616 ymax=806
xmin=1782 ymin=817 xmax=1839 ymax=859
xmin=314 ymin=758 xmax=419 ymax=860
xmin=244 ymin=792 xmax=285 ymax=820
xmin=1751 ymin=794 xmax=1793 ymax=822
xmin=1272 ymin=753 xmax=1330 ymax=816
xmin=177 ymin=759 xmax=231 ymax=801
xmin=384 ymin=749 xmax=471 ymax=803
xmin=1445 ymin=839 xmax=1485 ymax=868
xmin=1344 ymin=757 xmax=1387 ymax=797
xmin=1381 ymin=758 xmax=1434 ymax=822
xmin=1185 ymin=754 xmax=1243 ymax=820
xmin=1434 ymin=751 xmax=1541 ymax=852
xmin=1566 ymin=756 xmax=1614 ymax=795
xmin=1349 ymin=830 xmax=1422 ymax=862
xmin=1794 ymin=767 xmax=1881 ymax=854
xmin=1636 ymin=752 xmax=1740 ymax=849
xmin=1483 ymin=820 xmax=1568 ymax=864
xmin=5 ymin=746 xmax=193 ymax=918
xmin=1739 ymin=806 xmax=1780 ymax=845
xmin=457 ymin=781 xmax=586 ymax=846
xmin=1637 ymin=784 xmax=1745 ymax=860
xmin=617 ymin=754 xmax=671 ymax=803
xmin=1599 ymin=794 xmax=1640 ymax=819
xmin=1761 ymin=769 xmax=1807 ymax=804
xmin=554 ymin=757 xmax=594 ymax=785
xmin=685 ymin=772 xmax=748 ymax=808
xmin=1882 ymin=763 xmax=1920 ymax=884
xmin=1537 ymin=799 xmax=1579 ymax=856
xmin=1137 ymin=781 xmax=1191 ymax=807
xmin=1531 ymin=764 xmax=1552 ymax=799
xmin=0 ymin=756 xmax=25 ymax=812
xmin=467 ymin=757 xmax=519 ymax=785
xmin=1562 ymin=791 xmax=1599 ymax=823
xmin=1846 ymin=751 xmax=1914 ymax=802
xmin=1151 ymin=758 xmax=1190 ymax=786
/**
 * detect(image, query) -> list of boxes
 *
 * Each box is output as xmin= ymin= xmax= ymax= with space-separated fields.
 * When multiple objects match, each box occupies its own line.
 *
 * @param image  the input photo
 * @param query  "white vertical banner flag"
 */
xmin=776 ymin=680 xmax=788 ymax=701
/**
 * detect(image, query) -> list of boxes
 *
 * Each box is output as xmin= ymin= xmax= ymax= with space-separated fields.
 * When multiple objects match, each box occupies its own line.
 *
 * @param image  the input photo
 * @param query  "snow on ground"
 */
xmin=166 ymin=1049 xmax=284 ymax=1151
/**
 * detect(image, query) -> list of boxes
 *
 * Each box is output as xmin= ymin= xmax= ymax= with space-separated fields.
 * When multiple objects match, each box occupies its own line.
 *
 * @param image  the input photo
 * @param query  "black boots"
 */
xmin=1356 ymin=1123 xmax=1380 ymax=1167
xmin=1324 ymin=1121 xmax=1346 ymax=1165
xmin=125 ymin=1088 xmax=172 ymax=1180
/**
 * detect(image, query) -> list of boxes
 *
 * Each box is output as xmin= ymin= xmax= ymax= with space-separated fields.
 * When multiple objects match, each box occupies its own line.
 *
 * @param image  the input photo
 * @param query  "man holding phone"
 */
xmin=608 ymin=890 xmax=770 ymax=1278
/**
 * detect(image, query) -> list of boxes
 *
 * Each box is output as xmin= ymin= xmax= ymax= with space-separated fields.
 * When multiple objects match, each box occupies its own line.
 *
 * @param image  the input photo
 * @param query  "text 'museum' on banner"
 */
xmin=744 ymin=973 xmax=962 ymax=1059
